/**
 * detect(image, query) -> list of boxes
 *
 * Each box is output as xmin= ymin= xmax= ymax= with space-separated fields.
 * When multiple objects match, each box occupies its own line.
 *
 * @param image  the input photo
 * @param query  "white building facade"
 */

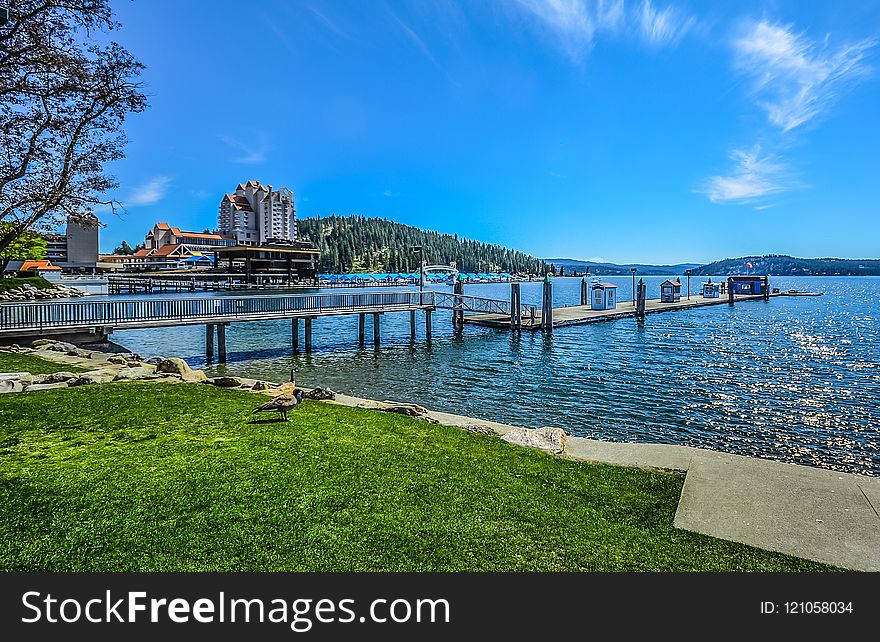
xmin=217 ymin=180 xmax=296 ymax=246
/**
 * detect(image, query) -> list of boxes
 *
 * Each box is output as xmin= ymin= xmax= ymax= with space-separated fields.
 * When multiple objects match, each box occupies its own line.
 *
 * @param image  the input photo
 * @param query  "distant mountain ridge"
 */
xmin=688 ymin=255 xmax=880 ymax=277
xmin=546 ymin=258 xmax=701 ymax=276
xmin=548 ymin=255 xmax=880 ymax=277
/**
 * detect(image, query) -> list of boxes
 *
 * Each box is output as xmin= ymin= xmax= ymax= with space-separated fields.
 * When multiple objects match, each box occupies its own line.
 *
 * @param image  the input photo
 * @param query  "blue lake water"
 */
xmin=102 ymin=276 xmax=880 ymax=476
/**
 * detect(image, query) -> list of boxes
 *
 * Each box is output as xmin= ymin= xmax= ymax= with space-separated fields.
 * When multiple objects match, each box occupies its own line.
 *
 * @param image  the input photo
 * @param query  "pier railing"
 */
xmin=431 ymin=292 xmax=536 ymax=319
xmin=0 ymin=291 xmax=432 ymax=332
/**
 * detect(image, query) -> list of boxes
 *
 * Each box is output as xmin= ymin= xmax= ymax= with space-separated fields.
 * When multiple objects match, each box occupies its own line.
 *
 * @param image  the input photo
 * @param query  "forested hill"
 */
xmin=689 ymin=255 xmax=880 ymax=276
xmin=297 ymin=215 xmax=549 ymax=275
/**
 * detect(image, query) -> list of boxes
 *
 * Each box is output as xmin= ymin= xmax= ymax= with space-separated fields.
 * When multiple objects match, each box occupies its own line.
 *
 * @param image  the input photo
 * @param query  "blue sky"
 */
xmin=99 ymin=0 xmax=880 ymax=263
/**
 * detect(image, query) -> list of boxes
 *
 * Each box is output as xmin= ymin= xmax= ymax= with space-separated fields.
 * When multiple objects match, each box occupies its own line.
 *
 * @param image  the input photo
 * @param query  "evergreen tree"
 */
xmin=298 ymin=215 xmax=549 ymax=275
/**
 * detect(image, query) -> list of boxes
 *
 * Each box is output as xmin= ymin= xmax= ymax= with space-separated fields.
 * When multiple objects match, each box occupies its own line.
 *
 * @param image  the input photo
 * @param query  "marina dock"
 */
xmin=464 ymin=291 xmax=792 ymax=330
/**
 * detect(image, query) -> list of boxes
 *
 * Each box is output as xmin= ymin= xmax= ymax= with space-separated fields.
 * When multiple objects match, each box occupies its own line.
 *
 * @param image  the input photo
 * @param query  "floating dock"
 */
xmin=463 ymin=291 xmax=798 ymax=330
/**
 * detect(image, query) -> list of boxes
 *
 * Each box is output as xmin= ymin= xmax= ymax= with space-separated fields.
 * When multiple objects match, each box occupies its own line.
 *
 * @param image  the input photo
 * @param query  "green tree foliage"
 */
xmin=0 ymin=221 xmax=46 ymax=267
xmin=113 ymin=240 xmax=134 ymax=255
xmin=0 ymin=1 xmax=147 ymax=257
xmin=297 ymin=215 xmax=550 ymax=275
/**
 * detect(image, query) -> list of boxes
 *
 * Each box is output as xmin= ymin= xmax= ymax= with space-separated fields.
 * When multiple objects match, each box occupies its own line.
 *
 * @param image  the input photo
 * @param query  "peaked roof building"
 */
xmin=217 ymin=180 xmax=296 ymax=246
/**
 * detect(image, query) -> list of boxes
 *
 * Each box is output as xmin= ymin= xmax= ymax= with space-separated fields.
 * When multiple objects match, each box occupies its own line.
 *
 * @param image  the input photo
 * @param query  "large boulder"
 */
xmin=25 ymin=382 xmax=69 ymax=392
xmin=31 ymin=339 xmax=54 ymax=347
xmin=43 ymin=371 xmax=78 ymax=384
xmin=69 ymin=370 xmax=117 ymax=386
xmin=107 ymin=355 xmax=128 ymax=365
xmin=113 ymin=366 xmax=158 ymax=381
xmin=157 ymin=357 xmax=192 ymax=375
xmin=379 ymin=402 xmax=430 ymax=418
xmin=304 ymin=387 xmax=336 ymax=401
xmin=0 ymin=380 xmax=24 ymax=393
xmin=502 ymin=427 xmax=567 ymax=455
xmin=48 ymin=341 xmax=77 ymax=353
xmin=207 ymin=376 xmax=242 ymax=388
xmin=0 ymin=372 xmax=29 ymax=381
xmin=180 ymin=369 xmax=207 ymax=383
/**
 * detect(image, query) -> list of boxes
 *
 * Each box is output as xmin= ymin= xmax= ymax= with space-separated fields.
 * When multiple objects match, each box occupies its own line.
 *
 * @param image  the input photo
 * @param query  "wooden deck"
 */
xmin=463 ymin=292 xmax=789 ymax=330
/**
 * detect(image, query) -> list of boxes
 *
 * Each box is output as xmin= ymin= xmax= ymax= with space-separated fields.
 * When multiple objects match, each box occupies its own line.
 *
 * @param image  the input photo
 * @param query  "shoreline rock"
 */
xmin=502 ymin=426 xmax=567 ymax=454
xmin=0 ymin=282 xmax=89 ymax=302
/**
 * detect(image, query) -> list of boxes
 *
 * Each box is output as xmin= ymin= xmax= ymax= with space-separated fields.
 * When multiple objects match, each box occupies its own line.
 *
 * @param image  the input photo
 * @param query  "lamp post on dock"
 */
xmin=411 ymin=245 xmax=424 ymax=302
xmin=686 ymin=269 xmax=691 ymax=299
xmin=631 ymin=267 xmax=637 ymax=307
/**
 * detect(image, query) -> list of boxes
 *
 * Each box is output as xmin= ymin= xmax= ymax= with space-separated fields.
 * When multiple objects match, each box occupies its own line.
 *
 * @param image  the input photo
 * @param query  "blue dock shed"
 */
xmin=660 ymin=279 xmax=682 ymax=303
xmin=729 ymin=276 xmax=768 ymax=295
xmin=702 ymin=280 xmax=721 ymax=298
xmin=591 ymin=282 xmax=618 ymax=310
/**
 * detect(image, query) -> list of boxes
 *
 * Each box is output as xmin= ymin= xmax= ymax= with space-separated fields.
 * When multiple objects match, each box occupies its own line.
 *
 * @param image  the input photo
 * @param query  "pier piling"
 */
xmin=453 ymin=280 xmax=464 ymax=328
xmin=636 ymin=280 xmax=647 ymax=317
xmin=425 ymin=309 xmax=432 ymax=341
xmin=292 ymin=318 xmax=299 ymax=352
xmin=217 ymin=323 xmax=227 ymax=363
xmin=541 ymin=276 xmax=553 ymax=330
xmin=510 ymin=282 xmax=522 ymax=329
xmin=728 ymin=277 xmax=735 ymax=305
xmin=580 ymin=278 xmax=588 ymax=306
xmin=373 ymin=313 xmax=381 ymax=347
xmin=304 ymin=318 xmax=313 ymax=352
xmin=205 ymin=324 xmax=215 ymax=362
xmin=358 ymin=313 xmax=365 ymax=347
xmin=410 ymin=310 xmax=416 ymax=341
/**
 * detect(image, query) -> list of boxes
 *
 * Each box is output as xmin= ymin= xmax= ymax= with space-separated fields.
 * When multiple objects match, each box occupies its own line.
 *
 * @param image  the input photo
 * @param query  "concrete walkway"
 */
xmin=337 ymin=395 xmax=880 ymax=571
xmin=565 ymin=438 xmax=880 ymax=571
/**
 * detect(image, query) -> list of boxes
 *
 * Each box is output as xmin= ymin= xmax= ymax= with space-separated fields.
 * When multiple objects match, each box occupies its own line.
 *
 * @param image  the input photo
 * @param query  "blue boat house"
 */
xmin=729 ymin=275 xmax=768 ymax=295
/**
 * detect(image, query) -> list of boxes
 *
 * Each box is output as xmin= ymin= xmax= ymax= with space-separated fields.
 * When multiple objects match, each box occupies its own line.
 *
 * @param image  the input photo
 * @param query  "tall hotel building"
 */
xmin=218 ymin=180 xmax=296 ymax=246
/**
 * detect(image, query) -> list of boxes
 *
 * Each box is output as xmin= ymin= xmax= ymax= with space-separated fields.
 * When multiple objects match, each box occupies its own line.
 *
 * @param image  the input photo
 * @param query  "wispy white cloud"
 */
xmin=219 ymin=134 xmax=268 ymax=164
xmin=307 ymin=5 xmax=353 ymax=41
xmin=383 ymin=189 xmax=395 ymax=197
xmin=389 ymin=10 xmax=442 ymax=70
xmin=698 ymin=146 xmax=792 ymax=204
xmin=128 ymin=176 xmax=172 ymax=206
xmin=512 ymin=0 xmax=695 ymax=61
xmin=638 ymin=0 xmax=696 ymax=48
xmin=734 ymin=20 xmax=875 ymax=132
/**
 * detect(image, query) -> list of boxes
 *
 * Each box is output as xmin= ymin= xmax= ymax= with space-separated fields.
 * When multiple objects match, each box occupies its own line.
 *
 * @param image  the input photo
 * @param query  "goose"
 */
xmin=253 ymin=388 xmax=304 ymax=421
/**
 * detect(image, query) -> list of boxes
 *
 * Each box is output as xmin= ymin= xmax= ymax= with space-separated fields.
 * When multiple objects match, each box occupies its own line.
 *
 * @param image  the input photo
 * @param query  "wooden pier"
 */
xmin=0 ymin=290 xmax=535 ymax=362
xmin=0 ymin=291 xmax=439 ymax=362
xmin=108 ymin=276 xmax=254 ymax=294
xmin=465 ymin=291 xmax=791 ymax=330
xmin=1 ymin=278 xmax=818 ymax=361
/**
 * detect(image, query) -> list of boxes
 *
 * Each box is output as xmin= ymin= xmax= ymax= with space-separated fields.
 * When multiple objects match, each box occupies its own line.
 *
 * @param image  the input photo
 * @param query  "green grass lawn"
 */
xmin=0 ymin=383 xmax=833 ymax=571
xmin=0 ymin=351 xmax=88 ymax=375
